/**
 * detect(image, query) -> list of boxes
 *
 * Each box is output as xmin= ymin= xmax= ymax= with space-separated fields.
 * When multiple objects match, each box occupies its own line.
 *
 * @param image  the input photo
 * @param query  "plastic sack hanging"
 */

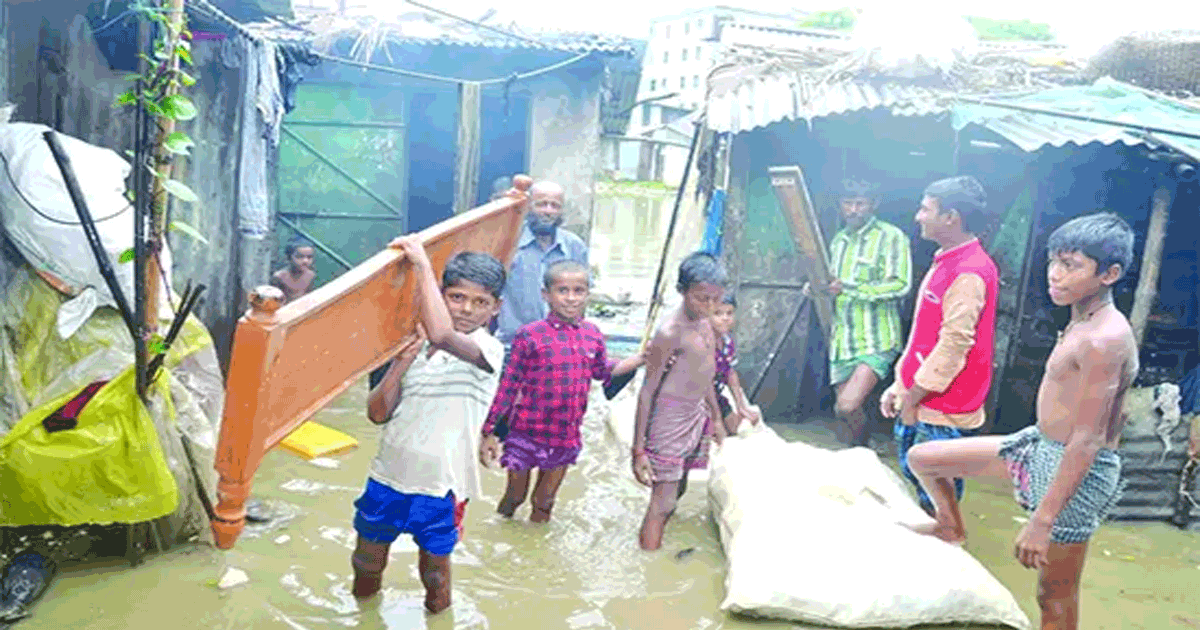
xmin=708 ymin=425 xmax=1031 ymax=629
xmin=0 ymin=122 xmax=173 ymax=339
xmin=0 ymin=365 xmax=179 ymax=527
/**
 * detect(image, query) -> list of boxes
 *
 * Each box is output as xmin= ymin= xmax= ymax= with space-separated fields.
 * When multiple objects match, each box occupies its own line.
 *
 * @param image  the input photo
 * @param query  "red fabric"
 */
xmin=483 ymin=313 xmax=616 ymax=448
xmin=454 ymin=498 xmax=469 ymax=540
xmin=899 ymin=240 xmax=998 ymax=414
xmin=42 ymin=380 xmax=108 ymax=433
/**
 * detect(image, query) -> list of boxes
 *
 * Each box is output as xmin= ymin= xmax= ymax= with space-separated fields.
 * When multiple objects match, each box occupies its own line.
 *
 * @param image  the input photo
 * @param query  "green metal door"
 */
xmin=275 ymin=84 xmax=408 ymax=285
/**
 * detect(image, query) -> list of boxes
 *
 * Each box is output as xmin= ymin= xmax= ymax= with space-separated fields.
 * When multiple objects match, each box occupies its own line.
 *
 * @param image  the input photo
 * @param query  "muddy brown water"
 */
xmin=12 ymin=382 xmax=1200 ymax=630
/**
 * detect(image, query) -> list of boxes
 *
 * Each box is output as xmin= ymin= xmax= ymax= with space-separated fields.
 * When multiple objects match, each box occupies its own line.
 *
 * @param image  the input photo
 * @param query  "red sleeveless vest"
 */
xmin=899 ymin=239 xmax=998 ymax=414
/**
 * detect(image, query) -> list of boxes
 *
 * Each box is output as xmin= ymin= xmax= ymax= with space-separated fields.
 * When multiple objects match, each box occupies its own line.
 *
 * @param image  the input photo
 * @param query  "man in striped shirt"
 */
xmin=823 ymin=178 xmax=913 ymax=447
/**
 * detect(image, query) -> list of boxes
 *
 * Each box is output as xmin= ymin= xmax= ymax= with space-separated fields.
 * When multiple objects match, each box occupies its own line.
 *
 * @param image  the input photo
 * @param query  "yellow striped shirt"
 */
xmin=828 ymin=216 xmax=912 ymax=362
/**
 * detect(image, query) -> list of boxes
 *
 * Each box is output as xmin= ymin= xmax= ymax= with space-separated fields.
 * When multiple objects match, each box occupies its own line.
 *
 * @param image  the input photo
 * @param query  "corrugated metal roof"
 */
xmin=952 ymin=77 xmax=1200 ymax=159
xmin=704 ymin=43 xmax=1086 ymax=134
xmin=707 ymin=76 xmax=952 ymax=133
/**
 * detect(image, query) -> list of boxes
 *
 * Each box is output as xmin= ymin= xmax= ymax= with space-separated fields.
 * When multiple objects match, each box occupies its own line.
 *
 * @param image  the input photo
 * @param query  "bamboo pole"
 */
xmin=144 ymin=0 xmax=187 ymax=334
xmin=1129 ymin=186 xmax=1172 ymax=349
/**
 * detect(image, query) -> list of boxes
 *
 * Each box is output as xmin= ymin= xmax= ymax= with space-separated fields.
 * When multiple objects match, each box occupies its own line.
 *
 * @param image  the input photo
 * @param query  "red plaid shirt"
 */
xmin=482 ymin=313 xmax=616 ymax=448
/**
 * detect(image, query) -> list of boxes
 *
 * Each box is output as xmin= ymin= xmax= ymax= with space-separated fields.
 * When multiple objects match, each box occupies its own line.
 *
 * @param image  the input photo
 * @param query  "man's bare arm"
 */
xmin=393 ymin=236 xmax=493 ymax=373
xmin=1029 ymin=338 xmax=1127 ymax=528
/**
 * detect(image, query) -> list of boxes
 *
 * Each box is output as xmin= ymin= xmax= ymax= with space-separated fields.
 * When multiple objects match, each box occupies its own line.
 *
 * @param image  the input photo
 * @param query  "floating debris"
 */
xmin=675 ymin=547 xmax=696 ymax=561
xmin=217 ymin=567 xmax=249 ymax=590
xmin=308 ymin=458 xmax=340 ymax=470
xmin=0 ymin=552 xmax=56 ymax=623
xmin=274 ymin=535 xmax=291 ymax=545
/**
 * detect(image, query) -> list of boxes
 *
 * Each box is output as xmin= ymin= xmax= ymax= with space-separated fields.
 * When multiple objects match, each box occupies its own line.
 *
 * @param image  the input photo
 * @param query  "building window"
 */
xmin=649 ymin=79 xmax=656 ymax=91
xmin=680 ymin=76 xmax=686 ymax=89
xmin=663 ymin=51 xmax=668 ymax=63
xmin=642 ymin=104 xmax=651 ymax=126
xmin=696 ymin=46 xmax=702 ymax=59
xmin=697 ymin=18 xmax=704 ymax=28
xmin=649 ymin=25 xmax=655 ymax=37
xmin=684 ymin=22 xmax=690 ymax=35
xmin=682 ymin=48 xmax=688 ymax=61
xmin=665 ymin=24 xmax=670 ymax=38
xmin=693 ymin=75 xmax=699 ymax=88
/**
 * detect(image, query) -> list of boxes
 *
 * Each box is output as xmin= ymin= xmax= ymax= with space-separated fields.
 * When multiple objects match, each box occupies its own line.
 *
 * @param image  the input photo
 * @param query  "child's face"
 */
xmin=1047 ymin=249 xmax=1119 ymax=307
xmin=682 ymin=282 xmax=724 ymax=321
xmin=711 ymin=303 xmax=735 ymax=335
xmin=542 ymin=271 xmax=589 ymax=322
xmin=443 ymin=279 xmax=501 ymax=333
xmin=290 ymin=247 xmax=314 ymax=271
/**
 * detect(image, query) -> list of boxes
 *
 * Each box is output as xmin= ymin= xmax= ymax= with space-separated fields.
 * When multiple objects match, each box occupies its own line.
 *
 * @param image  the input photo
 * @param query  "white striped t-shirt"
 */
xmin=368 ymin=327 xmax=505 ymax=502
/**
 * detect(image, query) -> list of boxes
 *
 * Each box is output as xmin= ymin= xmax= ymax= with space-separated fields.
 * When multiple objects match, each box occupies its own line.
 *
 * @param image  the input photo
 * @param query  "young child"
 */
xmin=633 ymin=252 xmax=728 ymax=551
xmin=270 ymin=237 xmax=316 ymax=303
xmin=904 ymin=213 xmax=1138 ymax=630
xmin=351 ymin=235 xmax=506 ymax=614
xmin=480 ymin=259 xmax=643 ymax=523
xmin=711 ymin=293 xmax=762 ymax=435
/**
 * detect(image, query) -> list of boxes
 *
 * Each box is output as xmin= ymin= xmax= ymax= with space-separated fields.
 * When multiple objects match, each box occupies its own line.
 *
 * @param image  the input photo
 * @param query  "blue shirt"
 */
xmin=496 ymin=225 xmax=588 ymax=344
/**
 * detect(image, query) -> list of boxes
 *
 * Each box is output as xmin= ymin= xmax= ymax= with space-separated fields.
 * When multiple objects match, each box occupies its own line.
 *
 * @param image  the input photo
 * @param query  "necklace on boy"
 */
xmin=1058 ymin=300 xmax=1109 ymax=342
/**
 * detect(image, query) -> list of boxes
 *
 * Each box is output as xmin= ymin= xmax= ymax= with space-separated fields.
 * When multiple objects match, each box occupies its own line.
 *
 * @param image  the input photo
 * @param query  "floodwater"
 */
xmin=15 ymin=386 xmax=1200 ymax=630
xmin=12 ymin=190 xmax=1200 ymax=629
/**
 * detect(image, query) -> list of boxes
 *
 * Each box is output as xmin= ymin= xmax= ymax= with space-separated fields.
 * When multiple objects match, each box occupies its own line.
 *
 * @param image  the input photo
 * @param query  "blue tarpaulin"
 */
xmin=701 ymin=188 xmax=727 ymax=255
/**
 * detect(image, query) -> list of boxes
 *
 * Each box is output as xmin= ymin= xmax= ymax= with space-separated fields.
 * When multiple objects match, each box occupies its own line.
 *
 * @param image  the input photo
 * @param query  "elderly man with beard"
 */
xmin=495 ymin=180 xmax=589 ymax=348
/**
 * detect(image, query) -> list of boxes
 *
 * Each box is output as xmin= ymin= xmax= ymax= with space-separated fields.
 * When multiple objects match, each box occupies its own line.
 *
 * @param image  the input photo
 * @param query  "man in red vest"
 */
xmin=879 ymin=175 xmax=998 ymax=516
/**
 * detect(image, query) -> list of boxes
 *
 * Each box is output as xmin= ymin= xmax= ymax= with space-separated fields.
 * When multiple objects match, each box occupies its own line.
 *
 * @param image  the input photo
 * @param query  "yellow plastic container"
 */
xmin=278 ymin=421 xmax=359 ymax=460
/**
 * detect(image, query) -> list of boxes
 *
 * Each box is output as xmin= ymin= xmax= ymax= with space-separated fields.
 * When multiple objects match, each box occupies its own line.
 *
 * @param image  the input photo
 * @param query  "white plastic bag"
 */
xmin=709 ymin=426 xmax=1031 ymax=629
xmin=0 ymin=122 xmax=172 ymax=339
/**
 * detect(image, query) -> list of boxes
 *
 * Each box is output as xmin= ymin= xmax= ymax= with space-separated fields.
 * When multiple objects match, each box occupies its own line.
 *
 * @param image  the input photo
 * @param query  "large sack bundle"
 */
xmin=0 ymin=122 xmax=173 ymax=339
xmin=709 ymin=425 xmax=1031 ymax=629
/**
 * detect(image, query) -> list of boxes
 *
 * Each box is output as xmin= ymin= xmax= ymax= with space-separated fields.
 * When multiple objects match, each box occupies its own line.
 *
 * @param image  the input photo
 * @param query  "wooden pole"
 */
xmin=144 ymin=0 xmax=187 ymax=334
xmin=1130 ymin=186 xmax=1172 ymax=349
xmin=453 ymin=81 xmax=483 ymax=214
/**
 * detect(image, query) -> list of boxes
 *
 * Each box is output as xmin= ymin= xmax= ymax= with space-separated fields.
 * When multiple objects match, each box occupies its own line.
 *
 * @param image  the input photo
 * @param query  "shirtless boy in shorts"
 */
xmin=633 ymin=252 xmax=727 ymax=551
xmin=270 ymin=237 xmax=317 ymax=303
xmin=904 ymin=212 xmax=1138 ymax=630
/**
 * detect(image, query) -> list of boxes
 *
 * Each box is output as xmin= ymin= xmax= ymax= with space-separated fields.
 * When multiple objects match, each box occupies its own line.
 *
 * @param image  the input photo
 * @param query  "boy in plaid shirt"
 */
xmin=480 ymin=260 xmax=644 ymax=522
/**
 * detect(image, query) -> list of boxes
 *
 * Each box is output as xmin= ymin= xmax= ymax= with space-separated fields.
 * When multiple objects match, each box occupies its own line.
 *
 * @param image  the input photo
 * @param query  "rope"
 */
xmin=311 ymin=50 xmax=593 ymax=86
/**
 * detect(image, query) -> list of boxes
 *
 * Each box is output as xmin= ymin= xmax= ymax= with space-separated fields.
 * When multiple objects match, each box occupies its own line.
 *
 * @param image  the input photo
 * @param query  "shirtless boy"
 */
xmin=633 ymin=252 xmax=728 ymax=551
xmin=270 ymin=237 xmax=316 ymax=303
xmin=904 ymin=212 xmax=1138 ymax=630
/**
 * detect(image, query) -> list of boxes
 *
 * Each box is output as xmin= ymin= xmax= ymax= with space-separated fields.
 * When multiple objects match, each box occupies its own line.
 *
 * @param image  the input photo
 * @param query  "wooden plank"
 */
xmin=767 ymin=165 xmax=834 ymax=340
xmin=211 ymin=176 xmax=532 ymax=549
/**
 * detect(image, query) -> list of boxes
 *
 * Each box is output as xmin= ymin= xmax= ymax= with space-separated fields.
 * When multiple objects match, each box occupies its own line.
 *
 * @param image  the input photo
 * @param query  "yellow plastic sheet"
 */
xmin=0 ymin=365 xmax=179 ymax=526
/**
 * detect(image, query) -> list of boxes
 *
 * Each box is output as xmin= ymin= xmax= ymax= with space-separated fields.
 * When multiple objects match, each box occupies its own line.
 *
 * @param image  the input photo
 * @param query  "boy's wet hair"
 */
xmin=543 ymin=259 xmax=590 ymax=289
xmin=443 ymin=251 xmax=506 ymax=298
xmin=285 ymin=236 xmax=314 ymax=257
xmin=721 ymin=292 xmax=738 ymax=308
xmin=676 ymin=251 xmax=727 ymax=293
xmin=924 ymin=175 xmax=988 ymax=233
xmin=1047 ymin=212 xmax=1135 ymax=278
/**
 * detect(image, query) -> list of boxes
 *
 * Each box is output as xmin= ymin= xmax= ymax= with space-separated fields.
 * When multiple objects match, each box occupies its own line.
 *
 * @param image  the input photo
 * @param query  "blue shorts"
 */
xmin=353 ymin=479 xmax=465 ymax=556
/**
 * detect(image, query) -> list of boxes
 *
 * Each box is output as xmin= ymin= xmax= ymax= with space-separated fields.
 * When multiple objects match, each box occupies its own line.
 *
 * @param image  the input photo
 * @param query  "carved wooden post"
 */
xmin=212 ymin=286 xmax=284 ymax=549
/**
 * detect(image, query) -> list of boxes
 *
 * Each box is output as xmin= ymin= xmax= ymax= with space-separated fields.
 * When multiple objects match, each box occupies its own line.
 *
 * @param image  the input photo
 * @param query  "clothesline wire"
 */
xmin=311 ymin=50 xmax=592 ymax=86
xmin=400 ymin=0 xmax=544 ymax=47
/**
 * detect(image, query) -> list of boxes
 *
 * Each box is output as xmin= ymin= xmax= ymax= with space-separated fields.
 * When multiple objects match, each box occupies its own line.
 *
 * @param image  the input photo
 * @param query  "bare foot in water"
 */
xmin=904 ymin=521 xmax=967 ymax=545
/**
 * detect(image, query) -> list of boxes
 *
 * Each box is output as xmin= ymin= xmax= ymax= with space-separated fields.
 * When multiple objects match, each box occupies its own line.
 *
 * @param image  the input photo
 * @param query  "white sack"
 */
xmin=0 ymin=122 xmax=173 ymax=339
xmin=709 ymin=426 xmax=1031 ymax=629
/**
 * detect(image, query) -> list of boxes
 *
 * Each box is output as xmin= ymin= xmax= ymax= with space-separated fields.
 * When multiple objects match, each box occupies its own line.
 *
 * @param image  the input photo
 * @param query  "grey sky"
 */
xmin=309 ymin=0 xmax=1200 ymax=56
